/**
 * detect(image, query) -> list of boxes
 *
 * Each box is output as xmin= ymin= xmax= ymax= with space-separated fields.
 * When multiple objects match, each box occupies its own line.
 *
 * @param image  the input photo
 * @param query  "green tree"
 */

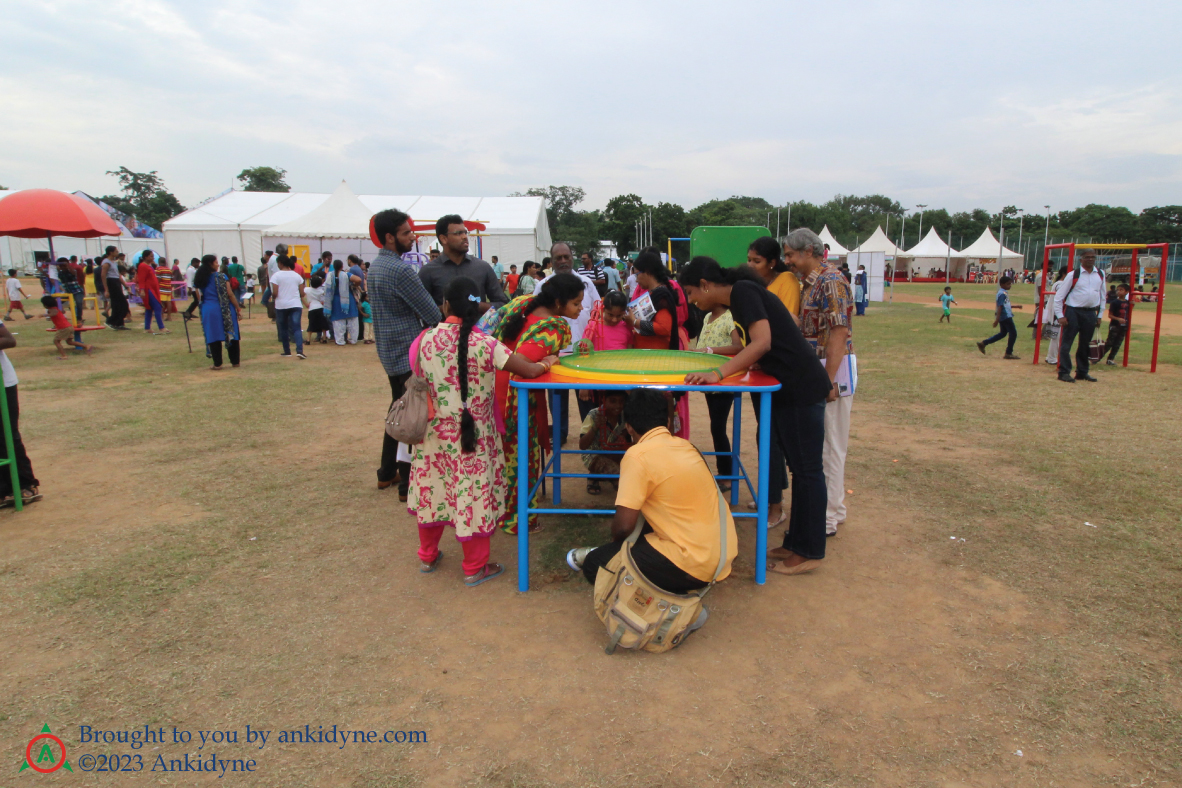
xmin=1139 ymin=206 xmax=1182 ymax=243
xmin=601 ymin=194 xmax=648 ymax=257
xmin=1057 ymin=204 xmax=1140 ymax=242
xmin=100 ymin=166 xmax=186 ymax=230
xmin=513 ymin=186 xmax=586 ymax=240
xmin=237 ymin=166 xmax=290 ymax=193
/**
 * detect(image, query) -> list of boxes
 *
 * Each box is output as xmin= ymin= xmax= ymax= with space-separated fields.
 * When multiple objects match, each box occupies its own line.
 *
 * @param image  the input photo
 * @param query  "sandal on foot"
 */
xmin=767 ymin=546 xmax=794 ymax=560
xmin=587 ymin=479 xmax=601 ymax=495
xmin=420 ymin=555 xmax=441 ymax=573
xmin=769 ymin=558 xmax=821 ymax=576
xmin=0 ymin=494 xmax=13 ymax=508
xmin=464 ymin=562 xmax=504 ymax=587
xmin=21 ymin=487 xmax=42 ymax=505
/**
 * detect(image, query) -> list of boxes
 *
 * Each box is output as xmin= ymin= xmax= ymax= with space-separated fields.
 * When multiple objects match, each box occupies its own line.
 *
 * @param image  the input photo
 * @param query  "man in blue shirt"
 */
xmin=977 ymin=275 xmax=1023 ymax=358
xmin=369 ymin=209 xmax=442 ymax=499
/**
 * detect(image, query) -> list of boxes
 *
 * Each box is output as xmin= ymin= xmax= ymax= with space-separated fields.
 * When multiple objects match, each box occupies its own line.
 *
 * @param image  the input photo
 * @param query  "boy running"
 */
xmin=976 ymin=275 xmax=1022 ymax=359
xmin=938 ymin=286 xmax=957 ymax=323
xmin=5 ymin=270 xmax=30 ymax=320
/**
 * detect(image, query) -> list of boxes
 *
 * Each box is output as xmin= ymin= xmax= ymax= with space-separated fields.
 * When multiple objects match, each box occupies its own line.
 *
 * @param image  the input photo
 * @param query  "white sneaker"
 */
xmin=296 ymin=353 xmax=307 ymax=360
xmin=566 ymin=547 xmax=594 ymax=572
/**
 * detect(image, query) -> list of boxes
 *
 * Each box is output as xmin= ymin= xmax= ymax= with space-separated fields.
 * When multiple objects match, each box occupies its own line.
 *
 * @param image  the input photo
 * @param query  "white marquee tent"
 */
xmin=817 ymin=225 xmax=849 ymax=258
xmin=851 ymin=225 xmax=902 ymax=256
xmin=163 ymin=188 xmax=551 ymax=268
xmin=958 ymin=227 xmax=1023 ymax=274
xmin=900 ymin=226 xmax=966 ymax=279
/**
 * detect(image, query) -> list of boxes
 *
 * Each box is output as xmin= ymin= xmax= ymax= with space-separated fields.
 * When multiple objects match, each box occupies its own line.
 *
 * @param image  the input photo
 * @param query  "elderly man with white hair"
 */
xmin=784 ymin=228 xmax=856 ymax=538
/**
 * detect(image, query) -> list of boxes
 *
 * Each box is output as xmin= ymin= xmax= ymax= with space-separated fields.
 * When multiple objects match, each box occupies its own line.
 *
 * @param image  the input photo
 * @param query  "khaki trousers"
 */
xmin=823 ymin=393 xmax=853 ymax=534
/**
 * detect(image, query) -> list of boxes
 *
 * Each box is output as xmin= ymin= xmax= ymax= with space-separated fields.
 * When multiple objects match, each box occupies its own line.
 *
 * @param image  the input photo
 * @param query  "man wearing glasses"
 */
xmin=418 ymin=214 xmax=508 ymax=311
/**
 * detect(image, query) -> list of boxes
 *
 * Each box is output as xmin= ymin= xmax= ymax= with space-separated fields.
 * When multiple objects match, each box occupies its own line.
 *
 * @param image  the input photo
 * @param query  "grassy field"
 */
xmin=1 ymin=293 xmax=1179 ymax=787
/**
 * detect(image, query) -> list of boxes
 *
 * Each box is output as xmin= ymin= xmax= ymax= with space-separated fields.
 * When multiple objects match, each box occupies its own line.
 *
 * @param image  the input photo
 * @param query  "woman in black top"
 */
xmin=679 ymin=256 xmax=831 ymax=575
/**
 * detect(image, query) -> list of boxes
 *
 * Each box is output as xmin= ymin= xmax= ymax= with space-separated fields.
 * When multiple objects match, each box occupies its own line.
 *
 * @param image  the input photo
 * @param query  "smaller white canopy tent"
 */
xmin=817 ymin=225 xmax=849 ymax=258
xmin=851 ymin=225 xmax=902 ymax=256
xmin=901 ymin=227 xmax=966 ymax=279
xmin=958 ymin=227 xmax=1023 ymax=275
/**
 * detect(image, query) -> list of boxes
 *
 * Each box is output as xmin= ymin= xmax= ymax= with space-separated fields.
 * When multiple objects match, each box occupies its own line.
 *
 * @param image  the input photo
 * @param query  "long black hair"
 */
xmin=677 ymin=255 xmax=766 ymax=289
xmin=193 ymin=254 xmax=218 ymax=290
xmin=633 ymin=247 xmax=681 ymax=350
xmin=748 ymin=236 xmax=788 ymax=272
xmin=444 ymin=277 xmax=483 ymax=453
xmin=499 ymin=272 xmax=585 ymax=345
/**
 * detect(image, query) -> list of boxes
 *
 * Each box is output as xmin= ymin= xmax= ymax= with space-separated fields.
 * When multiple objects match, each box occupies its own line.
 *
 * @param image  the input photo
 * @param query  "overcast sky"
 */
xmin=2 ymin=0 xmax=1179 ymax=215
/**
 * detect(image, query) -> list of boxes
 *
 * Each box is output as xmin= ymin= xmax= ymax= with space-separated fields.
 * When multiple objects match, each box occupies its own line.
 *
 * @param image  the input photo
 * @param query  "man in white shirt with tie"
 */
xmin=1052 ymin=248 xmax=1105 ymax=383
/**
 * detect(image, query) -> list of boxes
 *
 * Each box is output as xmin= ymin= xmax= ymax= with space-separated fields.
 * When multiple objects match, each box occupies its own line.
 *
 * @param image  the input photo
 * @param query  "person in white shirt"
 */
xmin=5 ymin=271 xmax=31 ymax=320
xmin=625 ymin=264 xmax=638 ymax=298
xmin=270 ymin=254 xmax=307 ymax=358
xmin=540 ymin=241 xmax=599 ymax=443
xmin=303 ymin=275 xmax=328 ymax=343
xmin=1052 ymin=248 xmax=1105 ymax=383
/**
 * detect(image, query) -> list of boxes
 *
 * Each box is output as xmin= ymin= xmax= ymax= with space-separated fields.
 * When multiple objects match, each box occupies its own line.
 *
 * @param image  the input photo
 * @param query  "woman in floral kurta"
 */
xmin=494 ymin=274 xmax=587 ymax=534
xmin=410 ymin=278 xmax=557 ymax=585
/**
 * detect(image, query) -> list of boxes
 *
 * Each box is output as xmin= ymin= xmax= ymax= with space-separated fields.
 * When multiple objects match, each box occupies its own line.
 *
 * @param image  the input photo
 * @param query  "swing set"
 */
xmin=1033 ymin=242 xmax=1168 ymax=373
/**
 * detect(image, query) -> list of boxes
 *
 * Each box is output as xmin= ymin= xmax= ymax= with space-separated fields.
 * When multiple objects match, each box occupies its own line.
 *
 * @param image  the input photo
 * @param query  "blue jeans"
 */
xmin=773 ymin=397 xmax=828 ymax=560
xmin=143 ymin=292 xmax=164 ymax=330
xmin=276 ymin=307 xmax=303 ymax=355
xmin=983 ymin=317 xmax=1017 ymax=354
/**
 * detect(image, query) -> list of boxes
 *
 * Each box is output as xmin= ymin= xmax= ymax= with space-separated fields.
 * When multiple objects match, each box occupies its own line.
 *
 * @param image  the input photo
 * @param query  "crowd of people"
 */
xmin=357 ymin=208 xmax=858 ymax=632
xmin=1 ymin=213 xmax=864 ymax=649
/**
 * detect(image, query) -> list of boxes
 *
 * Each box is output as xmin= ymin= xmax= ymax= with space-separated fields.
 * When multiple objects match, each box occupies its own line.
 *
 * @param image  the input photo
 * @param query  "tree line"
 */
xmin=96 ymin=166 xmax=290 ymax=231
xmin=518 ymin=186 xmax=1182 ymax=260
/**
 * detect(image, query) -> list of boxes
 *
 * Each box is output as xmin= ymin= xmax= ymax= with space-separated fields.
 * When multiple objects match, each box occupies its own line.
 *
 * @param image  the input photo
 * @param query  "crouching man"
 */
xmin=567 ymin=388 xmax=737 ymax=599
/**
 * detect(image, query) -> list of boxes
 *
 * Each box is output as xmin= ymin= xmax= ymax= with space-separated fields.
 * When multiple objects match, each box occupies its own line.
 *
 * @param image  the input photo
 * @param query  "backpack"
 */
xmin=592 ymin=482 xmax=729 ymax=654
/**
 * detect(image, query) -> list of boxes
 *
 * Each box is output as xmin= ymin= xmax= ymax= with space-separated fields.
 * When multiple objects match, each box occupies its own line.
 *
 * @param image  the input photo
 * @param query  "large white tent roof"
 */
xmin=262 ymin=180 xmax=371 ymax=238
xmin=958 ymin=227 xmax=1023 ymax=259
xmin=164 ymin=190 xmax=546 ymax=235
xmin=902 ymin=226 xmax=963 ymax=258
xmin=817 ymin=225 xmax=849 ymax=256
xmin=851 ymin=225 xmax=902 ymax=256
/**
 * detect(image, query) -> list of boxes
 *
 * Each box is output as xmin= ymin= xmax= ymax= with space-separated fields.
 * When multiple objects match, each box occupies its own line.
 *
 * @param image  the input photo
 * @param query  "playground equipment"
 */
xmin=1033 ymin=242 xmax=1168 ymax=372
xmin=41 ymin=292 xmax=106 ymax=351
xmin=689 ymin=226 xmax=771 ymax=268
xmin=510 ymin=358 xmax=781 ymax=591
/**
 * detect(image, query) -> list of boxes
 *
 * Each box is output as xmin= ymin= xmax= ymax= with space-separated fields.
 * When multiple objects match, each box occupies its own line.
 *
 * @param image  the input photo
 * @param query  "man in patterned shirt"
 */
xmin=785 ymin=228 xmax=854 ymax=538
xmin=369 ymin=209 xmax=442 ymax=500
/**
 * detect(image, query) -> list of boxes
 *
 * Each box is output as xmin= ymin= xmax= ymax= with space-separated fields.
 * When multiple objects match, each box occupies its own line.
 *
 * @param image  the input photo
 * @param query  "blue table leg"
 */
xmin=517 ymin=387 xmax=530 ymax=592
xmin=551 ymin=390 xmax=563 ymax=505
xmin=755 ymin=391 xmax=771 ymax=585
xmin=730 ymin=392 xmax=741 ymax=506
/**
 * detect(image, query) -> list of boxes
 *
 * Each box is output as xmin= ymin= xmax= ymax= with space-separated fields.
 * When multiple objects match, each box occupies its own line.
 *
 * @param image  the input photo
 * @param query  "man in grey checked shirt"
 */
xmin=369 ymin=209 xmax=442 ymax=500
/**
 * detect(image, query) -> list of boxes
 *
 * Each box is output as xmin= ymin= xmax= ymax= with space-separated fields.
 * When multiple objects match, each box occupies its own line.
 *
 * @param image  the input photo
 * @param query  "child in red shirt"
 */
xmin=41 ymin=296 xmax=93 ymax=358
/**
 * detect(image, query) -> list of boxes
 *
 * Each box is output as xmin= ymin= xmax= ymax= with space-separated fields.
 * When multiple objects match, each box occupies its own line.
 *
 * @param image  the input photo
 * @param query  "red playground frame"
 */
xmin=1033 ymin=242 xmax=1169 ymax=373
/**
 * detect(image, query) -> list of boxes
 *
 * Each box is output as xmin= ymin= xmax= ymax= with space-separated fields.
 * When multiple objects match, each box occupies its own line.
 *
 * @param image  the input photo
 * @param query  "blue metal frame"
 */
xmin=511 ymin=378 xmax=779 ymax=591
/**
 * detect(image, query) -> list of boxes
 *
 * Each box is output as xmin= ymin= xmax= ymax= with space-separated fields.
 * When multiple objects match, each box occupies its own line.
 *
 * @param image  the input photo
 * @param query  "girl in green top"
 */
xmin=692 ymin=301 xmax=743 ymax=488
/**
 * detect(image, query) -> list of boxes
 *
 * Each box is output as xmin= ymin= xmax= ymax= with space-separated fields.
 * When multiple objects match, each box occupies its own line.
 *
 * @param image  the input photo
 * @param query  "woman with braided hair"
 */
xmin=493 ymin=272 xmax=586 ymax=535
xmin=409 ymin=276 xmax=557 ymax=586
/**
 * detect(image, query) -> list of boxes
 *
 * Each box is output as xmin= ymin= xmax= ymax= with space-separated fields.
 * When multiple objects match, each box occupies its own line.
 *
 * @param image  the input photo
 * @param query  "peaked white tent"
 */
xmin=817 ymin=225 xmax=849 ymax=257
xmin=263 ymin=180 xmax=371 ymax=239
xmin=958 ymin=227 xmax=1023 ymax=275
xmin=852 ymin=225 xmax=902 ymax=256
xmin=163 ymin=189 xmax=551 ymax=268
xmin=900 ymin=227 xmax=966 ymax=280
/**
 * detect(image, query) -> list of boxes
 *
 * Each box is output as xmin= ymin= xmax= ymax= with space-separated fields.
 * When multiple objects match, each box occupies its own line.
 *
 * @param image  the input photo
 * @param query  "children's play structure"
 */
xmin=1033 ymin=242 xmax=1168 ymax=373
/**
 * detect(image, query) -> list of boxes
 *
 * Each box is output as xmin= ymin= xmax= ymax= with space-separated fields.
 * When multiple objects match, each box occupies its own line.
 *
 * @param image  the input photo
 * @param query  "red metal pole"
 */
xmin=1151 ymin=243 xmax=1167 ymax=373
xmin=1033 ymin=244 xmax=1051 ymax=364
xmin=1123 ymin=248 xmax=1137 ymax=368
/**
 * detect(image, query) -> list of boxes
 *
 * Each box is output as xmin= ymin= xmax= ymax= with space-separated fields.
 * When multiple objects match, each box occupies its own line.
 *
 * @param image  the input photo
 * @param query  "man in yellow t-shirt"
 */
xmin=568 ymin=389 xmax=737 ymax=594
